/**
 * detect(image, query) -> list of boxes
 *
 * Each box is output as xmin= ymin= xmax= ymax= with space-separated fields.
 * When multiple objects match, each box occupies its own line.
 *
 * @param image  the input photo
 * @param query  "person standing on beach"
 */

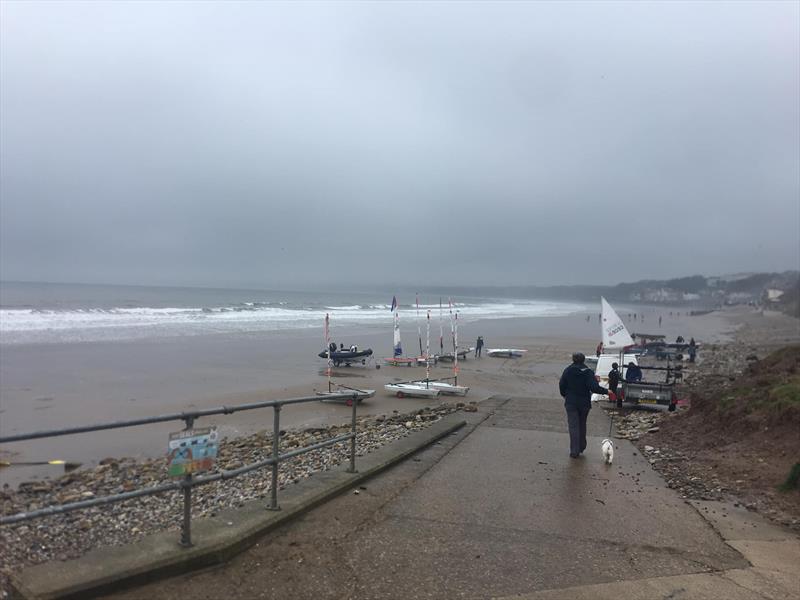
xmin=559 ymin=353 xmax=608 ymax=459
xmin=475 ymin=336 xmax=484 ymax=357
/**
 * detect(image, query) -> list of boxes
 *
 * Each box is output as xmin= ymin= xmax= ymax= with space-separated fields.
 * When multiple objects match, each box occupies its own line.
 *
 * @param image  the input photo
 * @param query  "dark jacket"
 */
xmin=559 ymin=363 xmax=608 ymax=409
xmin=625 ymin=364 xmax=643 ymax=383
xmin=608 ymin=368 xmax=620 ymax=391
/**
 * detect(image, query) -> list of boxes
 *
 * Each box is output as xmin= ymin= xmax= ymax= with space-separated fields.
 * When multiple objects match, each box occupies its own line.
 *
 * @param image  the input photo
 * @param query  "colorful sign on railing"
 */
xmin=168 ymin=427 xmax=218 ymax=477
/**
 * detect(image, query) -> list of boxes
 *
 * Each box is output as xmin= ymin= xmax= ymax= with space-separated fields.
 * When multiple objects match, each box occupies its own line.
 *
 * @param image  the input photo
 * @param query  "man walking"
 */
xmin=475 ymin=336 xmax=484 ymax=357
xmin=559 ymin=353 xmax=608 ymax=458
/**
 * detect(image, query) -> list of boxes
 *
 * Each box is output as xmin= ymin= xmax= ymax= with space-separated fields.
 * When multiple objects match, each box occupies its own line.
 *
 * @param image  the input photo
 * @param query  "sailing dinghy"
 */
xmin=318 ymin=313 xmax=375 ymax=404
xmin=383 ymin=301 xmax=418 ymax=366
xmin=591 ymin=297 xmax=636 ymax=403
xmin=411 ymin=300 xmax=470 ymax=396
xmin=385 ymin=308 xmax=442 ymax=398
xmin=383 ymin=382 xmax=441 ymax=398
xmin=409 ymin=379 xmax=469 ymax=396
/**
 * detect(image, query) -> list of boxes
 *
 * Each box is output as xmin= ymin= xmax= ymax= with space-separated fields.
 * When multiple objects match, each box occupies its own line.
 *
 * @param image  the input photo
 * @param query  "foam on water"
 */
xmin=0 ymin=297 xmax=587 ymax=345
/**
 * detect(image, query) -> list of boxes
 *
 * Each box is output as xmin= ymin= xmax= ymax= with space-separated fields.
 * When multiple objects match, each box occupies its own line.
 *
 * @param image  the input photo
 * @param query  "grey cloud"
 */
xmin=1 ymin=1 xmax=798 ymax=288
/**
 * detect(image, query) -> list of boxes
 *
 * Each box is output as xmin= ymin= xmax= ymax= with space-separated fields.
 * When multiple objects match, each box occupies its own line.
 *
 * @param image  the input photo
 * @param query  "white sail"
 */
xmin=393 ymin=310 xmax=402 ymax=357
xmin=601 ymin=297 xmax=634 ymax=349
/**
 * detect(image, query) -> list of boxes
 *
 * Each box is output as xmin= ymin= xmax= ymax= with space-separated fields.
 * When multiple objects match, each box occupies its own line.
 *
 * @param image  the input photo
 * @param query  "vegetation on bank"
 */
xmin=704 ymin=345 xmax=800 ymax=423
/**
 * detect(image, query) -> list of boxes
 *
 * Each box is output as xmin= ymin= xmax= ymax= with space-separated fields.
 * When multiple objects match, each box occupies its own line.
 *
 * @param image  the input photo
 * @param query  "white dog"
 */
xmin=601 ymin=438 xmax=614 ymax=465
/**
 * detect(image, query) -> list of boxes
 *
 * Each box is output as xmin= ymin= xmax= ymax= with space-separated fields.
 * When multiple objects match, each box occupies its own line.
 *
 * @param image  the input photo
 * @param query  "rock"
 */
xmin=463 ymin=405 xmax=478 ymax=413
xmin=17 ymin=481 xmax=52 ymax=494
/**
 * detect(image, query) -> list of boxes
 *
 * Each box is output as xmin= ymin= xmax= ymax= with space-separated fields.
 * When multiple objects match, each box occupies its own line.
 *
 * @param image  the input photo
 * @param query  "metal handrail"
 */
xmin=0 ymin=392 xmax=361 ymax=547
xmin=0 ymin=394 xmax=341 ymax=443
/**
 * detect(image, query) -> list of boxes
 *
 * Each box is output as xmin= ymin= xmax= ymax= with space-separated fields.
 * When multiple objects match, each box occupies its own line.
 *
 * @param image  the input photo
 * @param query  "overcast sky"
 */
xmin=1 ymin=1 xmax=798 ymax=289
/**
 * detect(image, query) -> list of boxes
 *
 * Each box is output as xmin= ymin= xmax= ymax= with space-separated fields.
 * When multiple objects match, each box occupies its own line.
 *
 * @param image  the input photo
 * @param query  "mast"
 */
xmin=393 ymin=302 xmax=402 ymax=357
xmin=426 ymin=310 xmax=431 ymax=387
xmin=416 ymin=292 xmax=423 ymax=358
xmin=325 ymin=313 xmax=332 ymax=392
xmin=454 ymin=308 xmax=459 ymax=386
xmin=439 ymin=298 xmax=444 ymax=357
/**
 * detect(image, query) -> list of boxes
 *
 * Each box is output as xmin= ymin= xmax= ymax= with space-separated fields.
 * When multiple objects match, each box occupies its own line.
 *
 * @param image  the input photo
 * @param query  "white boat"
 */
xmin=410 ymin=380 xmax=469 ymax=396
xmin=317 ymin=388 xmax=376 ymax=404
xmin=384 ymin=383 xmax=441 ymax=398
xmin=435 ymin=347 xmax=473 ymax=362
xmin=600 ymin=297 xmax=634 ymax=352
xmin=487 ymin=348 xmax=528 ymax=358
xmin=590 ymin=298 xmax=637 ymax=402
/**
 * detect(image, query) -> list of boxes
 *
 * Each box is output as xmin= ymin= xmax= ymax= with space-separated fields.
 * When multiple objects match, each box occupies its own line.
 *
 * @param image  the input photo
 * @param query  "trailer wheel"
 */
xmin=397 ymin=391 xmax=405 ymax=398
xmin=668 ymin=403 xmax=676 ymax=412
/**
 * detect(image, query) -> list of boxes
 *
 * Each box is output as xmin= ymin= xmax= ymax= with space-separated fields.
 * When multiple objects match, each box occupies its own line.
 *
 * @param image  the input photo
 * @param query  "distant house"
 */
xmin=642 ymin=288 xmax=681 ymax=302
xmin=725 ymin=292 xmax=757 ymax=305
xmin=766 ymin=289 xmax=785 ymax=302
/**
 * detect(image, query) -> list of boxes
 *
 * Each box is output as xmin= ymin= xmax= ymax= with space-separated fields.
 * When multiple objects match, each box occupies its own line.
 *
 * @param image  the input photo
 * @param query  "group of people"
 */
xmin=605 ymin=361 xmax=642 ymax=408
xmin=327 ymin=342 xmax=359 ymax=354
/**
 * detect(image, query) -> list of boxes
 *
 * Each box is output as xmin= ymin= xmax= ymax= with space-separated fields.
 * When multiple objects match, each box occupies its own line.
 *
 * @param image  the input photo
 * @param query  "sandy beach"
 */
xmin=1 ymin=306 xmax=733 ymax=488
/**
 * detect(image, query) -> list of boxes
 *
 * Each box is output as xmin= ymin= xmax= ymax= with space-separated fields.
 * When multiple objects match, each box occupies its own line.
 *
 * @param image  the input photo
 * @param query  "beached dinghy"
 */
xmin=320 ymin=315 xmax=375 ymax=405
xmin=487 ymin=348 xmax=528 ymax=358
xmin=383 ymin=300 xmax=427 ymax=366
xmin=384 ymin=383 xmax=441 ymax=398
xmin=410 ymin=380 xmax=469 ymax=396
xmin=317 ymin=386 xmax=376 ymax=405
xmin=384 ymin=356 xmax=418 ymax=367
xmin=435 ymin=347 xmax=473 ymax=362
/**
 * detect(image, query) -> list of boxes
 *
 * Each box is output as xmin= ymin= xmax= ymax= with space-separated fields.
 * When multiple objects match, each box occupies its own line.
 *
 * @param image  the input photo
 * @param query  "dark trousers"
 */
xmin=566 ymin=405 xmax=590 ymax=456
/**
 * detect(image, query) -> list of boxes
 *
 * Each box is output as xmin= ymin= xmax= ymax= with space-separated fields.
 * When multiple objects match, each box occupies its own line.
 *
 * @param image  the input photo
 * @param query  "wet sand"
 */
xmin=0 ymin=307 xmax=733 ymax=487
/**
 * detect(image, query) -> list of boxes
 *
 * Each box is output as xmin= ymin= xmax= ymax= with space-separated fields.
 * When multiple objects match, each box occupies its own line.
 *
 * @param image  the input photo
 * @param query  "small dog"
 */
xmin=601 ymin=438 xmax=614 ymax=465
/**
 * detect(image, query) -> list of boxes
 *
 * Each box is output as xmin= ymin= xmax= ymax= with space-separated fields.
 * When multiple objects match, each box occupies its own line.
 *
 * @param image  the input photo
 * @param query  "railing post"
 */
xmin=268 ymin=404 xmax=281 ymax=510
xmin=180 ymin=414 xmax=195 ymax=547
xmin=347 ymin=394 xmax=358 ymax=473
xmin=180 ymin=474 xmax=193 ymax=547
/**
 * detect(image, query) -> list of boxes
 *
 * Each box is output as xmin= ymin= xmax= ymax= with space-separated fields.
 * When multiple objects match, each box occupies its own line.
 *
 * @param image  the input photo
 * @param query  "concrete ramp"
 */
xmin=343 ymin=397 xmax=746 ymax=598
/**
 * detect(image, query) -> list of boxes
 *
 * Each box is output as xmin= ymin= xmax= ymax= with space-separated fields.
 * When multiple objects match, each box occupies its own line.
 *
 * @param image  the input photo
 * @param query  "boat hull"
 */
xmin=384 ymin=384 xmax=441 ymax=398
xmin=317 ymin=389 xmax=375 ymax=404
xmin=411 ymin=380 xmax=469 ymax=396
xmin=319 ymin=348 xmax=373 ymax=366
xmin=487 ymin=349 xmax=527 ymax=358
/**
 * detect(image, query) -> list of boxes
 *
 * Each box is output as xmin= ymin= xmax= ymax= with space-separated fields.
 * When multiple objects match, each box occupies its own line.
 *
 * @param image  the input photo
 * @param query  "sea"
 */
xmin=0 ymin=281 xmax=589 ymax=345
